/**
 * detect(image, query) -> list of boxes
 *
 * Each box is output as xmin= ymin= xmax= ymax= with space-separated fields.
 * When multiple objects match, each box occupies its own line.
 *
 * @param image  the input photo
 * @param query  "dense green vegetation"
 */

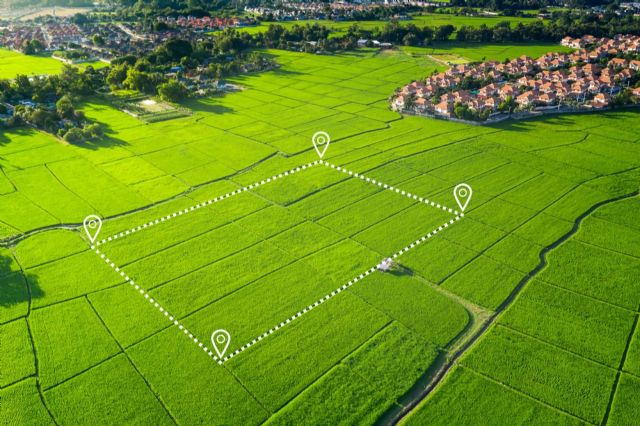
xmin=1 ymin=43 xmax=639 ymax=424
xmin=407 ymin=195 xmax=640 ymax=425
xmin=238 ymin=11 xmax=640 ymax=47
xmin=238 ymin=13 xmax=537 ymax=36
xmin=1 ymin=66 xmax=105 ymax=143
xmin=1 ymin=35 xmax=275 ymax=141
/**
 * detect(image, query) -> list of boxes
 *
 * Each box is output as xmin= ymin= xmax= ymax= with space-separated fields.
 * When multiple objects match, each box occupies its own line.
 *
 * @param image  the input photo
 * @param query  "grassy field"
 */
xmin=403 ymin=42 xmax=574 ymax=64
xmin=238 ymin=13 xmax=537 ymax=37
xmin=1 ymin=43 xmax=639 ymax=424
xmin=0 ymin=48 xmax=107 ymax=79
xmin=405 ymin=196 xmax=640 ymax=425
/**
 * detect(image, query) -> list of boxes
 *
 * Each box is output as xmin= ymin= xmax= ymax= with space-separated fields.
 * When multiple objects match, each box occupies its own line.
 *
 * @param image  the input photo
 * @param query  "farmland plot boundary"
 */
xmin=89 ymin=160 xmax=464 ymax=365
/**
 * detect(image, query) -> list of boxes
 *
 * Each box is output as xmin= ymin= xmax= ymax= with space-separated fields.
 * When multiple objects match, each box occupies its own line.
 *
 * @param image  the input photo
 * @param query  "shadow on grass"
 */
xmin=0 ymin=253 xmax=42 ymax=310
xmin=487 ymin=114 xmax=573 ymax=132
xmin=73 ymin=122 xmax=130 ymax=151
xmin=486 ymin=108 xmax=630 ymax=132
xmin=0 ymin=126 xmax=34 ymax=147
xmin=269 ymin=67 xmax=305 ymax=77
xmin=231 ymin=66 xmax=305 ymax=82
xmin=428 ymin=41 xmax=561 ymax=52
xmin=183 ymin=97 xmax=235 ymax=115
xmin=0 ymin=121 xmax=130 ymax=152
xmin=388 ymin=264 xmax=414 ymax=277
xmin=78 ymin=134 xmax=129 ymax=151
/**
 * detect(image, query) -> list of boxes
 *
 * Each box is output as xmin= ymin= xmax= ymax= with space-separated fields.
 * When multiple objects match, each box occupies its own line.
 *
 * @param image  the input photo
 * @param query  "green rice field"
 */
xmin=406 ymin=196 xmax=640 ymax=425
xmin=0 ymin=48 xmax=107 ymax=79
xmin=238 ymin=13 xmax=537 ymax=37
xmin=1 ymin=44 xmax=639 ymax=425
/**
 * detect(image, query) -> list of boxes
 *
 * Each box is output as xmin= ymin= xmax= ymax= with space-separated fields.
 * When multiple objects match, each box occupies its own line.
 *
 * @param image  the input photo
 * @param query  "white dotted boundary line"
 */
xmin=221 ymin=213 xmax=464 ymax=363
xmin=321 ymin=161 xmax=460 ymax=216
xmin=90 ymin=157 xmax=466 ymax=366
xmin=95 ymin=161 xmax=322 ymax=247
xmin=91 ymin=245 xmax=226 ymax=365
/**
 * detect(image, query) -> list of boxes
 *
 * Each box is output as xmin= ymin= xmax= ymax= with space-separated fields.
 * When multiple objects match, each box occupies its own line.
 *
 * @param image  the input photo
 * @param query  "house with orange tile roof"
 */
xmin=592 ymin=93 xmax=611 ymax=108
xmin=516 ymin=91 xmax=536 ymax=107
xmin=434 ymin=101 xmax=453 ymax=117
xmin=390 ymin=34 xmax=640 ymax=122
xmin=539 ymin=92 xmax=557 ymax=105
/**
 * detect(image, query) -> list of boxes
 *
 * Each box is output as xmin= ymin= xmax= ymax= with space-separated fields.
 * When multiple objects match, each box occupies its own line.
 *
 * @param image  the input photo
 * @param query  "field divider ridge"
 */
xmin=223 ymin=212 xmax=464 ymax=363
xmin=321 ymin=161 xmax=460 ymax=216
xmin=95 ymin=160 xmax=322 ymax=247
xmin=90 ymin=245 xmax=226 ymax=365
xmin=89 ymin=158 xmax=464 ymax=366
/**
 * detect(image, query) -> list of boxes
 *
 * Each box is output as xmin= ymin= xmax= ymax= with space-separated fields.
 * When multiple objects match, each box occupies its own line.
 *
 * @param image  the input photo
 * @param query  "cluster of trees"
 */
xmin=345 ymin=22 xmax=456 ymax=45
xmin=198 ymin=22 xmax=450 ymax=53
xmin=448 ymin=0 xmax=611 ymax=12
xmin=245 ymin=10 xmax=640 ymax=52
xmin=3 ymin=31 xmax=276 ymax=138
xmin=0 ymin=65 xmax=104 ymax=143
xmin=53 ymin=49 xmax=94 ymax=61
xmin=0 ymin=65 xmax=101 ymax=104
xmin=105 ymin=34 xmax=275 ymax=100
xmin=20 ymin=39 xmax=46 ymax=55
xmin=454 ymin=13 xmax=640 ymax=43
xmin=157 ymin=79 xmax=188 ymax=102
xmin=356 ymin=13 xmax=640 ymax=47
xmin=19 ymin=94 xmax=102 ymax=142
xmin=453 ymin=102 xmax=492 ymax=121
xmin=107 ymin=0 xmax=244 ymax=18
xmin=9 ymin=96 xmax=103 ymax=143
xmin=106 ymin=59 xmax=166 ymax=94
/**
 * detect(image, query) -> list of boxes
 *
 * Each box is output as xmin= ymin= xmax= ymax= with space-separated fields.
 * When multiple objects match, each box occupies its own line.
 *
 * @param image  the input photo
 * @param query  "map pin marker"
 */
xmin=453 ymin=183 xmax=472 ymax=212
xmin=211 ymin=329 xmax=231 ymax=359
xmin=312 ymin=131 xmax=330 ymax=158
xmin=83 ymin=215 xmax=102 ymax=244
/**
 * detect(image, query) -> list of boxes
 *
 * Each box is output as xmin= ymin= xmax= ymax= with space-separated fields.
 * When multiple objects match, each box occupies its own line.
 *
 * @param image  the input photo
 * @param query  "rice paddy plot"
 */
xmin=408 ymin=195 xmax=640 ymax=426
xmin=2 ymin=42 xmax=640 ymax=425
xmin=42 ymin=157 xmax=468 ymax=423
xmin=91 ymin=160 xmax=461 ymax=369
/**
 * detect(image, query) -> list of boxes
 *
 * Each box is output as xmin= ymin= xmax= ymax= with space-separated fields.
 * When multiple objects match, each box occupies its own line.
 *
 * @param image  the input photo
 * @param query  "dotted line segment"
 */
xmin=223 ymin=214 xmax=463 ymax=362
xmin=90 ymin=159 xmax=466 ymax=366
xmin=95 ymin=161 xmax=321 ymax=246
xmin=322 ymin=160 xmax=460 ymax=216
xmin=91 ymin=246 xmax=224 ymax=365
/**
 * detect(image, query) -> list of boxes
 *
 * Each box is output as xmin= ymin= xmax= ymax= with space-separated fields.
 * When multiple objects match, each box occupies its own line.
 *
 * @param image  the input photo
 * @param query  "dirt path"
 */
xmin=387 ymin=190 xmax=640 ymax=425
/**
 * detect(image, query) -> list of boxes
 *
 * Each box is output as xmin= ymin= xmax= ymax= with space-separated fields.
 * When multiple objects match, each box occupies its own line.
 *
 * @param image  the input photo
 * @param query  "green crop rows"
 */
xmin=407 ymin=197 xmax=640 ymax=425
xmin=91 ymin=160 xmax=460 ymax=370
xmin=1 ymin=44 xmax=639 ymax=425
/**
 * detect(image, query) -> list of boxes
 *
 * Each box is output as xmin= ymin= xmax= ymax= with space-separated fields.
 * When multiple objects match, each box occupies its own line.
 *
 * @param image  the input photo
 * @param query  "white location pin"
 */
xmin=83 ymin=215 xmax=102 ymax=244
xmin=211 ymin=329 xmax=231 ymax=359
xmin=312 ymin=131 xmax=330 ymax=158
xmin=453 ymin=183 xmax=472 ymax=212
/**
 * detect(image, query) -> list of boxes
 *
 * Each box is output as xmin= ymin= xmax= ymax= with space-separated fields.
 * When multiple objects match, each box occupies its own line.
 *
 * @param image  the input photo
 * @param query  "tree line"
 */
xmin=0 ymin=65 xmax=104 ymax=143
xmin=204 ymin=10 xmax=640 ymax=53
xmin=106 ymin=35 xmax=275 ymax=100
xmin=1 ymin=32 xmax=277 ymax=143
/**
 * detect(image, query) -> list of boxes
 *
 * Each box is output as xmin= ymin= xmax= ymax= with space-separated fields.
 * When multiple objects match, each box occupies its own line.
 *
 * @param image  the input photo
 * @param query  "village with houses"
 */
xmin=245 ymin=1 xmax=414 ymax=22
xmin=392 ymin=34 xmax=640 ymax=122
xmin=0 ymin=10 xmax=281 ymax=142
xmin=0 ymin=15 xmax=253 ymax=64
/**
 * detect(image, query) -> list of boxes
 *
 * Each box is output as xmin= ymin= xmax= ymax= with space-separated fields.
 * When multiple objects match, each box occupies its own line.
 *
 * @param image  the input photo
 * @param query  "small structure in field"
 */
xmin=377 ymin=258 xmax=395 ymax=272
